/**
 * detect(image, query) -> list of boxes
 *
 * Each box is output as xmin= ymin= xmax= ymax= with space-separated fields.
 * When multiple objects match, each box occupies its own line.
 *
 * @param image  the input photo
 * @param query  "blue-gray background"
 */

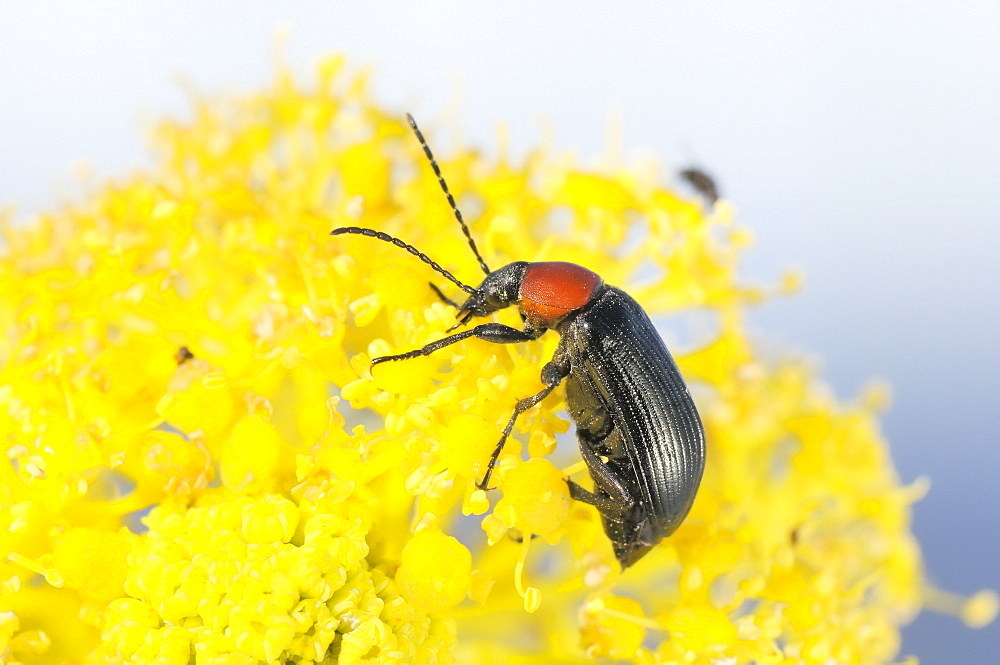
xmin=1 ymin=3 xmax=996 ymax=662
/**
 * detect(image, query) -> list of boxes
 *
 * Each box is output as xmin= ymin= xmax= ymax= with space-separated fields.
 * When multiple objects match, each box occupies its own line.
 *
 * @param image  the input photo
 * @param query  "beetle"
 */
xmin=332 ymin=114 xmax=706 ymax=568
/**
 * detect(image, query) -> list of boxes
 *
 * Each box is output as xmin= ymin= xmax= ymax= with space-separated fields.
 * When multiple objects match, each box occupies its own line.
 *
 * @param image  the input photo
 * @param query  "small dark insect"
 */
xmin=679 ymin=167 xmax=720 ymax=205
xmin=333 ymin=115 xmax=706 ymax=569
xmin=174 ymin=346 xmax=195 ymax=365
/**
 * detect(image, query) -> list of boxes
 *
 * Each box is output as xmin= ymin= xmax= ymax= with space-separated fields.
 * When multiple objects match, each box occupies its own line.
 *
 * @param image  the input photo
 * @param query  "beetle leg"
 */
xmin=566 ymin=442 xmax=636 ymax=515
xmin=477 ymin=381 xmax=560 ymax=490
xmin=372 ymin=323 xmax=541 ymax=365
xmin=427 ymin=282 xmax=474 ymax=332
xmin=566 ymin=481 xmax=619 ymax=514
xmin=428 ymin=282 xmax=460 ymax=308
xmin=477 ymin=348 xmax=572 ymax=490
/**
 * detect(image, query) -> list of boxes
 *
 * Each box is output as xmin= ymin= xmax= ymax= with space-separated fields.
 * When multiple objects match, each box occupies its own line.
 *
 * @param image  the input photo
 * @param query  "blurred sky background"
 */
xmin=1 ymin=2 xmax=997 ymax=662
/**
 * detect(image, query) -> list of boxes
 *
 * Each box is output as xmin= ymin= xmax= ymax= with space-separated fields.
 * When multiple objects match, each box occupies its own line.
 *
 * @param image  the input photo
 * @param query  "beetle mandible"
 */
xmin=332 ymin=114 xmax=706 ymax=568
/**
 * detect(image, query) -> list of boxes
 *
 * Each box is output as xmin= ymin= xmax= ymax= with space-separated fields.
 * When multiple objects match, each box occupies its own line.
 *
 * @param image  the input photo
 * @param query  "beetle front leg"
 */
xmin=428 ymin=282 xmax=460 ymax=308
xmin=372 ymin=323 xmax=541 ymax=366
xmin=428 ymin=283 xmax=475 ymax=332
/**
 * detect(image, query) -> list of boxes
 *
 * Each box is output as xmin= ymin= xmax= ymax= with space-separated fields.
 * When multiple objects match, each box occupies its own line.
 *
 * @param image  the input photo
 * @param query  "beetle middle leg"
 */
xmin=477 ymin=382 xmax=559 ymax=490
xmin=477 ymin=350 xmax=571 ymax=490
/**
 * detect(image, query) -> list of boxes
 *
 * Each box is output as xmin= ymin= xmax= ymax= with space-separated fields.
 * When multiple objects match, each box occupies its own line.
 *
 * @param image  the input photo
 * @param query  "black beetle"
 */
xmin=333 ymin=115 xmax=706 ymax=568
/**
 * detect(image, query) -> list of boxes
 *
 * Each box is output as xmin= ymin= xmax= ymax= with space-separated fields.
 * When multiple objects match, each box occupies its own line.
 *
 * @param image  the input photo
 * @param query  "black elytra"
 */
xmin=332 ymin=114 xmax=706 ymax=569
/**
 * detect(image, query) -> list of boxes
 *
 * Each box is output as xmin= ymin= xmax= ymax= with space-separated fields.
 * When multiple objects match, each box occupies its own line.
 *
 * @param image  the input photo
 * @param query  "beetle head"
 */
xmin=456 ymin=262 xmax=529 ymax=321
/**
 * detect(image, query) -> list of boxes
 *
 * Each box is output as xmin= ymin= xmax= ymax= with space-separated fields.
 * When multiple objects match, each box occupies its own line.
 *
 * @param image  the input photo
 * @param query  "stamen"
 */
xmin=585 ymin=598 xmax=665 ymax=631
xmin=561 ymin=460 xmax=588 ymax=478
xmin=514 ymin=532 xmax=541 ymax=613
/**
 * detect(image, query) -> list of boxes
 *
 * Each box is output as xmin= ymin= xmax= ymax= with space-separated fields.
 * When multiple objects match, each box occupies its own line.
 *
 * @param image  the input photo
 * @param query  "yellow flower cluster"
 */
xmin=93 ymin=487 xmax=454 ymax=663
xmin=0 ymin=55 xmax=994 ymax=664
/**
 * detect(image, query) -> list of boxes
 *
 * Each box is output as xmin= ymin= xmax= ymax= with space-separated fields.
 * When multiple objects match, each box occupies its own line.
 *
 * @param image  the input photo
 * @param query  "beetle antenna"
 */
xmin=331 ymin=227 xmax=476 ymax=294
xmin=406 ymin=113 xmax=492 ymax=276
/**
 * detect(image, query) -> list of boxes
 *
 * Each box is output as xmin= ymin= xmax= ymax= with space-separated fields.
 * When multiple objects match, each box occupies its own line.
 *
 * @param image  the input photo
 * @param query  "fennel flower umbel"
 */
xmin=0 ymin=56 xmax=995 ymax=664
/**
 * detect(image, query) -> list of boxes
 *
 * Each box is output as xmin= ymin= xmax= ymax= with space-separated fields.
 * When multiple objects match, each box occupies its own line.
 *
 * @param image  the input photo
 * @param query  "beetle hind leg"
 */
xmin=566 ymin=438 xmax=636 ymax=515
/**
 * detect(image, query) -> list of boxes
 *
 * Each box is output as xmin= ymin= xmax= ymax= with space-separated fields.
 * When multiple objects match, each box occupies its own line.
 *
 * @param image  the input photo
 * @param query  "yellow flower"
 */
xmin=396 ymin=530 xmax=472 ymax=612
xmin=0 ymin=54 xmax=994 ymax=664
xmin=494 ymin=458 xmax=570 ymax=538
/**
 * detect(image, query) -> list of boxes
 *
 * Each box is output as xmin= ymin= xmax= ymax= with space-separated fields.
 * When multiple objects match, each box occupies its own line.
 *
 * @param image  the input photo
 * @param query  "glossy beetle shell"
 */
xmin=557 ymin=286 xmax=706 ymax=568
